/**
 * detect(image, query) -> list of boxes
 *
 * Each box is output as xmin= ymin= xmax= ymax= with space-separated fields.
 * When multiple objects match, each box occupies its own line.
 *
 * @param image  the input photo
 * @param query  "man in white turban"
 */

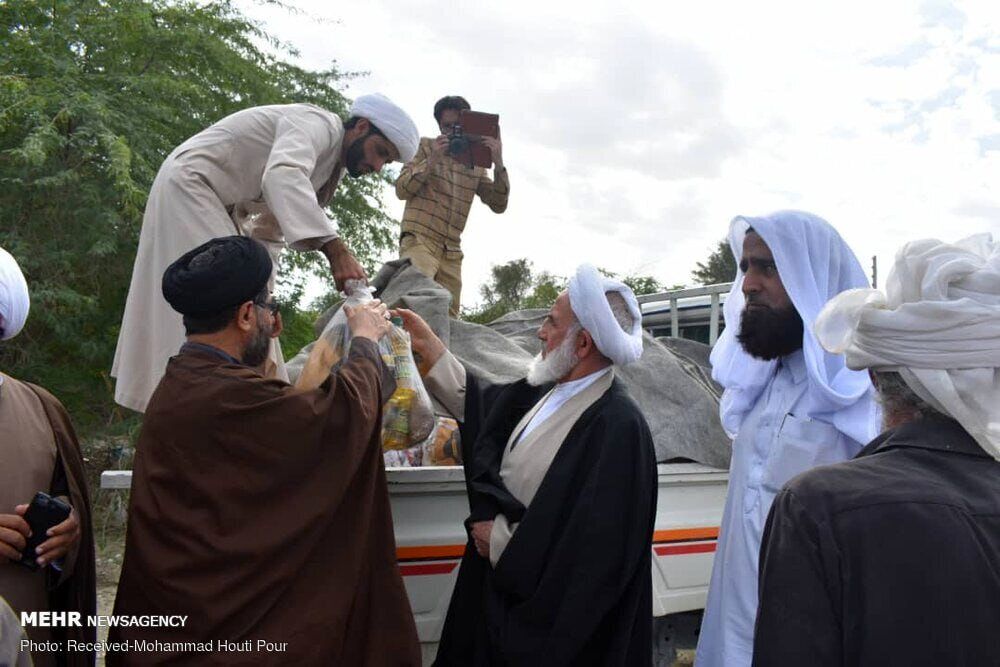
xmin=696 ymin=211 xmax=879 ymax=667
xmin=394 ymin=264 xmax=656 ymax=666
xmin=112 ymin=93 xmax=420 ymax=412
xmin=753 ymin=234 xmax=1000 ymax=666
xmin=0 ymin=248 xmax=96 ymax=667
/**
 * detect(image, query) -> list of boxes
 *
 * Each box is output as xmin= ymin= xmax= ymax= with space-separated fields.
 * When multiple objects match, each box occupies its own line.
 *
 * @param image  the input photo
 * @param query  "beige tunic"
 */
xmin=0 ymin=374 xmax=67 ymax=667
xmin=424 ymin=353 xmax=614 ymax=565
xmin=112 ymin=104 xmax=347 ymax=413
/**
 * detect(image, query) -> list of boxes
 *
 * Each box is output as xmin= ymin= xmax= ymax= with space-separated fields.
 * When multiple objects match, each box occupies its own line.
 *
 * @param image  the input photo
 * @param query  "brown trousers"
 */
xmin=400 ymin=232 xmax=463 ymax=316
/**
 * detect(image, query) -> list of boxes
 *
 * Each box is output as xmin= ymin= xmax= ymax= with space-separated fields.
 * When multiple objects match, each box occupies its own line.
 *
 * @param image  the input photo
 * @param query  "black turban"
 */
xmin=162 ymin=236 xmax=272 ymax=316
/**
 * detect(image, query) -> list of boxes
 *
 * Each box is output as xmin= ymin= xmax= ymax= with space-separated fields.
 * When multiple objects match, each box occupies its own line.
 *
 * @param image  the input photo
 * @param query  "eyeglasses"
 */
xmin=255 ymin=298 xmax=280 ymax=317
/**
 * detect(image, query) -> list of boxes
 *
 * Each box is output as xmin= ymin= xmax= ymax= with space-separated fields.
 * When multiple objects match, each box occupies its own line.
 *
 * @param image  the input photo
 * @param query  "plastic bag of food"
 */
xmin=380 ymin=319 xmax=436 ymax=449
xmin=383 ymin=444 xmax=424 ymax=467
xmin=296 ymin=282 xmax=435 ymax=450
xmin=294 ymin=280 xmax=372 ymax=391
xmin=420 ymin=416 xmax=462 ymax=466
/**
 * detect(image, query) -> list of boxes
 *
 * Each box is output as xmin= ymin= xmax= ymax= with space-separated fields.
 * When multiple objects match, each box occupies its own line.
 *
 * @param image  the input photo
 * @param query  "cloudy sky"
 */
xmin=238 ymin=0 xmax=999 ymax=305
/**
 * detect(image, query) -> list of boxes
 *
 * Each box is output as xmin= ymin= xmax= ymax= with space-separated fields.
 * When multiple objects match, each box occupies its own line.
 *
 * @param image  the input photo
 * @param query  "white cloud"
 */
xmin=238 ymin=0 xmax=1000 ymax=304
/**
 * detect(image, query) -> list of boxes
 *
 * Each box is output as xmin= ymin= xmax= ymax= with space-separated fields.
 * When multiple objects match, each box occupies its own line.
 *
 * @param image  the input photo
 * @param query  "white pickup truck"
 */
xmin=102 ymin=283 xmax=733 ymax=663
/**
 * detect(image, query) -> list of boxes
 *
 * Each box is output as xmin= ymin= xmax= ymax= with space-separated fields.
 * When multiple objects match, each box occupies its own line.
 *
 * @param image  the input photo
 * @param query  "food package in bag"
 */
xmin=294 ymin=280 xmax=373 ymax=391
xmin=383 ymin=444 xmax=423 ymax=467
xmin=380 ymin=319 xmax=436 ymax=450
xmin=294 ymin=282 xmax=435 ymax=450
xmin=420 ymin=417 xmax=462 ymax=466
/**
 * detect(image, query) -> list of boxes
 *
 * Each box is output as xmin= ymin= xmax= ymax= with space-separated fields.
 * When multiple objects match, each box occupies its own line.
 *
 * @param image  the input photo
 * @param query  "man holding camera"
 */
xmin=395 ymin=95 xmax=510 ymax=316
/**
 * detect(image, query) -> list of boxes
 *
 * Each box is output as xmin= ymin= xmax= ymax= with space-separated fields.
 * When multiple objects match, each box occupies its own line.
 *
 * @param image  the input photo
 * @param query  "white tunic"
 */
xmin=111 ymin=104 xmax=346 ymax=412
xmin=695 ymin=350 xmax=865 ymax=667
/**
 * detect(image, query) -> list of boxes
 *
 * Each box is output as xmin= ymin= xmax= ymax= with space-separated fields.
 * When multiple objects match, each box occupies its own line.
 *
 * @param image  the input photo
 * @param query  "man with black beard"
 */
xmin=110 ymin=237 xmax=422 ymax=665
xmin=695 ymin=211 xmax=879 ymax=667
xmin=394 ymin=264 xmax=657 ymax=666
xmin=113 ymin=94 xmax=419 ymax=414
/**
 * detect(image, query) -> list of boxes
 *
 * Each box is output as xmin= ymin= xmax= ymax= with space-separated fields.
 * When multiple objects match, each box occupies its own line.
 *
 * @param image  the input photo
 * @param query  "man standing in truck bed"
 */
xmin=395 ymin=95 xmax=509 ymax=316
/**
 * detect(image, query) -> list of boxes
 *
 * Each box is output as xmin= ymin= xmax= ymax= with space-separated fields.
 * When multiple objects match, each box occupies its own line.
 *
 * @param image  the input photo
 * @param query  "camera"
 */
xmin=444 ymin=110 xmax=499 ymax=169
xmin=448 ymin=124 xmax=470 ymax=157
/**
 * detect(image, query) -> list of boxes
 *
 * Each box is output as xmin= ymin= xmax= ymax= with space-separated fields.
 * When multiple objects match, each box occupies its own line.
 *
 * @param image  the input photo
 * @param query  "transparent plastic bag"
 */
xmin=383 ymin=417 xmax=462 ymax=468
xmin=380 ymin=321 xmax=436 ymax=450
xmin=420 ymin=416 xmax=462 ymax=466
xmin=295 ymin=280 xmax=373 ymax=391
xmin=296 ymin=281 xmax=435 ymax=450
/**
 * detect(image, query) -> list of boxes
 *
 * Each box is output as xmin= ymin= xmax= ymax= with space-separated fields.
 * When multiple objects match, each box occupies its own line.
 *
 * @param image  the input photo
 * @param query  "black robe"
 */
xmin=434 ymin=372 xmax=657 ymax=666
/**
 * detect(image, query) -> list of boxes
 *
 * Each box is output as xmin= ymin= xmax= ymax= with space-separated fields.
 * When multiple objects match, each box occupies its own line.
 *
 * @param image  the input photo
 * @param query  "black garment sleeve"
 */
xmin=753 ymin=489 xmax=842 ymax=667
xmin=49 ymin=450 xmax=70 ymax=498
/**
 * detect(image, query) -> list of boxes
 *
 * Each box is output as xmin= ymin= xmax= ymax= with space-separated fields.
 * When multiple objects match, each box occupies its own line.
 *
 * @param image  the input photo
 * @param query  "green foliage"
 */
xmin=621 ymin=274 xmax=663 ymax=296
xmin=463 ymin=260 xmax=568 ymax=324
xmin=692 ymin=239 xmax=737 ymax=285
xmin=0 ymin=0 xmax=396 ymax=431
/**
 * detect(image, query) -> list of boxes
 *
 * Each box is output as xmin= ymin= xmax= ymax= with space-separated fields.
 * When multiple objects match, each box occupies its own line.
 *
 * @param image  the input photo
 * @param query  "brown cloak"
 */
xmin=108 ymin=338 xmax=419 ymax=666
xmin=24 ymin=383 xmax=98 ymax=667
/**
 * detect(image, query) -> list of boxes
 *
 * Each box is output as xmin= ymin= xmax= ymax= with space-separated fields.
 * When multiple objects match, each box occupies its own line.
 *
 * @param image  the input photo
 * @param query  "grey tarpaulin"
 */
xmin=287 ymin=260 xmax=732 ymax=469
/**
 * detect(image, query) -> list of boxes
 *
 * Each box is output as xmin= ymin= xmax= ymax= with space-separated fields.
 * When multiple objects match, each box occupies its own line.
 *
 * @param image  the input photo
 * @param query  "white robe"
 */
xmin=112 ymin=104 xmax=346 ymax=412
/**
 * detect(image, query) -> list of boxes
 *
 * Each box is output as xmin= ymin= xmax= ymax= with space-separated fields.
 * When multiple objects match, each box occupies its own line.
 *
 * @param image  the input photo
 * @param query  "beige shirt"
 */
xmin=424 ymin=353 xmax=614 ymax=566
xmin=396 ymin=137 xmax=509 ymax=249
xmin=112 ymin=104 xmax=346 ymax=413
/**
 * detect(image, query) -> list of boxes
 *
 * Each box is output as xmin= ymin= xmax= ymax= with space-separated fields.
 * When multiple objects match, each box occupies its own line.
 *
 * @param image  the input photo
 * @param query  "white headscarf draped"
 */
xmin=0 ymin=247 xmax=29 ymax=340
xmin=349 ymin=93 xmax=420 ymax=163
xmin=567 ymin=264 xmax=644 ymax=366
xmin=815 ymin=234 xmax=1000 ymax=460
xmin=709 ymin=211 xmax=879 ymax=445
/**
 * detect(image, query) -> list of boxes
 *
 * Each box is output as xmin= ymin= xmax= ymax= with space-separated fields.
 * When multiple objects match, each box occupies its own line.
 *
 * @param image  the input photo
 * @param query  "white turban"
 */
xmin=709 ymin=211 xmax=879 ymax=445
xmin=567 ymin=264 xmax=643 ymax=366
xmin=0 ymin=247 xmax=29 ymax=340
xmin=815 ymin=233 xmax=1000 ymax=460
xmin=349 ymin=93 xmax=419 ymax=163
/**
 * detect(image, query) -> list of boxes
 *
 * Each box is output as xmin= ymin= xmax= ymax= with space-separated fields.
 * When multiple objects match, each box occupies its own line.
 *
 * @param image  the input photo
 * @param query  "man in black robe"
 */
xmin=395 ymin=263 xmax=657 ymax=666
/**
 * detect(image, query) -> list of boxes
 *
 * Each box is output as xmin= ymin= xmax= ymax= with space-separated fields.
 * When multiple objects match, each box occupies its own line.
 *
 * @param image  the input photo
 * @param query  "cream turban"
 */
xmin=815 ymin=234 xmax=1000 ymax=460
xmin=349 ymin=93 xmax=420 ymax=163
xmin=567 ymin=264 xmax=643 ymax=366
xmin=0 ymin=247 xmax=29 ymax=340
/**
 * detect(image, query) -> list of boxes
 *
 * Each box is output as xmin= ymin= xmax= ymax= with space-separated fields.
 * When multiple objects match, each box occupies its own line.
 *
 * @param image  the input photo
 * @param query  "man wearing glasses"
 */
xmin=108 ymin=237 xmax=420 ymax=666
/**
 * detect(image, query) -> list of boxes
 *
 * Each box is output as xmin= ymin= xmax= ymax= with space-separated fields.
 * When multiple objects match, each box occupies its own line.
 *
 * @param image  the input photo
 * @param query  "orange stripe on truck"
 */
xmin=395 ymin=527 xmax=721 ymax=570
xmin=397 ymin=544 xmax=468 ymax=561
xmin=652 ymin=527 xmax=719 ymax=543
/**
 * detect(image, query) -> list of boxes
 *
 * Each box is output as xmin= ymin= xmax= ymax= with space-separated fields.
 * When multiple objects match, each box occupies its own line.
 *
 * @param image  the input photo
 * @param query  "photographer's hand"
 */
xmin=482 ymin=133 xmax=503 ymax=170
xmin=428 ymin=135 xmax=449 ymax=166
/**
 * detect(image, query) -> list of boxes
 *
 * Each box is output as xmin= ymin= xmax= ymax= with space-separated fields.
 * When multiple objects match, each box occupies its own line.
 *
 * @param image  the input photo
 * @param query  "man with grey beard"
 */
xmin=394 ymin=263 xmax=656 ymax=666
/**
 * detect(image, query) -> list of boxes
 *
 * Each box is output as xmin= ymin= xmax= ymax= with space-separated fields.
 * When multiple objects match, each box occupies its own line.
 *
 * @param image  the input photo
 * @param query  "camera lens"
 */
xmin=448 ymin=135 xmax=469 ymax=156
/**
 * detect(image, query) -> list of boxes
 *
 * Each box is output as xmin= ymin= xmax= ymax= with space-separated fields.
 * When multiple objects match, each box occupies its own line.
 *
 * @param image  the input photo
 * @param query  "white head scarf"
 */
xmin=567 ymin=264 xmax=644 ymax=366
xmin=815 ymin=234 xmax=1000 ymax=460
xmin=0 ymin=247 xmax=29 ymax=340
xmin=349 ymin=93 xmax=420 ymax=163
xmin=709 ymin=210 xmax=879 ymax=445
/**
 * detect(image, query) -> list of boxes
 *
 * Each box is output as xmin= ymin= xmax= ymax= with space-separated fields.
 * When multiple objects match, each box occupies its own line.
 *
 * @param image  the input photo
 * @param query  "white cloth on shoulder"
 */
xmin=709 ymin=210 xmax=878 ymax=445
xmin=349 ymin=93 xmax=419 ymax=163
xmin=815 ymin=233 xmax=1000 ymax=460
xmin=567 ymin=263 xmax=643 ymax=366
xmin=0 ymin=248 xmax=29 ymax=340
